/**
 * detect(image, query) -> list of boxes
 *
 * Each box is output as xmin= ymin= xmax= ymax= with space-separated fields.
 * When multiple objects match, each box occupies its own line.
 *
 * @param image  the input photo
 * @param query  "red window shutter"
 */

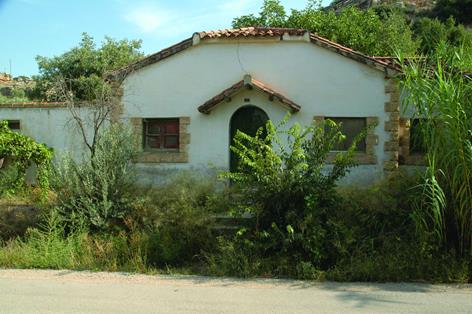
xmin=144 ymin=118 xmax=179 ymax=150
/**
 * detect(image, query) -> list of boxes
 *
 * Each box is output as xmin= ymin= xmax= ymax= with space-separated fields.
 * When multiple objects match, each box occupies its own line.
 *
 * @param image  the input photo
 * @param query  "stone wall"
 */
xmin=383 ymin=79 xmax=401 ymax=174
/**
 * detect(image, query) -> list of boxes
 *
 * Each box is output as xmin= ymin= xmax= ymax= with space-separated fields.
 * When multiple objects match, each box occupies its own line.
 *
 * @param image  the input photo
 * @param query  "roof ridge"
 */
xmin=107 ymin=27 xmax=399 ymax=81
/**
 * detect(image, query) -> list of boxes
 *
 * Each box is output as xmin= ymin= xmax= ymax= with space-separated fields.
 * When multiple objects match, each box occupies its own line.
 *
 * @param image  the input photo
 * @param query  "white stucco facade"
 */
xmin=121 ymin=37 xmax=392 ymax=184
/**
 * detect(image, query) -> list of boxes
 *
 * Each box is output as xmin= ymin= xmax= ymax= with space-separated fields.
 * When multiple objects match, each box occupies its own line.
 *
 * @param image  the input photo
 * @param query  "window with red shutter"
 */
xmin=143 ymin=118 xmax=179 ymax=150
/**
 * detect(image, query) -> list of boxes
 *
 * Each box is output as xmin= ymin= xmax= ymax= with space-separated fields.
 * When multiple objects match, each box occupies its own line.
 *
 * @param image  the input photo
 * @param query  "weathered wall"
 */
xmin=0 ymin=106 xmax=87 ymax=160
xmin=122 ymin=38 xmax=391 ymax=184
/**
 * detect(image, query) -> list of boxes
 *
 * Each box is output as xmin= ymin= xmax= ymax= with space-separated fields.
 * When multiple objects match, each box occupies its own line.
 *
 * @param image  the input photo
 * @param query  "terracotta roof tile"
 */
xmin=198 ymin=27 xmax=307 ymax=39
xmin=198 ymin=75 xmax=300 ymax=114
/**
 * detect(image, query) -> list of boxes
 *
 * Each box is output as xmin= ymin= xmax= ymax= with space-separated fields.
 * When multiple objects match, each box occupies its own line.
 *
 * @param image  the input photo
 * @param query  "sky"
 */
xmin=0 ymin=0 xmax=331 ymax=77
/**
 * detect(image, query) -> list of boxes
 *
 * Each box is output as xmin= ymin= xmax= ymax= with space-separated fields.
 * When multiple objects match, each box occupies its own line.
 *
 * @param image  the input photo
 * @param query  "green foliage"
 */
xmin=0 ymin=94 xmax=30 ymax=103
xmin=132 ymin=172 xmax=221 ymax=267
xmin=33 ymin=33 xmax=143 ymax=101
xmin=233 ymin=0 xmax=418 ymax=56
xmin=0 ymin=87 xmax=31 ymax=103
xmin=329 ymin=173 xmax=470 ymax=282
xmin=0 ymin=209 xmax=148 ymax=272
xmin=0 ymin=165 xmax=19 ymax=196
xmin=288 ymin=6 xmax=417 ymax=56
xmin=0 ymin=120 xmax=53 ymax=195
xmin=54 ymin=124 xmax=137 ymax=232
xmin=232 ymin=0 xmax=287 ymax=28
xmin=0 ymin=173 xmax=224 ymax=272
xmin=431 ymin=0 xmax=472 ymax=25
xmin=399 ymin=44 xmax=472 ymax=257
xmin=219 ymin=116 xmax=367 ymax=276
xmin=414 ymin=17 xmax=472 ymax=54
xmin=206 ymin=172 xmax=470 ymax=282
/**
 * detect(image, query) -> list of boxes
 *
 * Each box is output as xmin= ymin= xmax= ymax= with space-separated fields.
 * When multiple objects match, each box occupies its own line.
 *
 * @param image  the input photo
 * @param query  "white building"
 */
xmin=1 ymin=28 xmax=422 ymax=185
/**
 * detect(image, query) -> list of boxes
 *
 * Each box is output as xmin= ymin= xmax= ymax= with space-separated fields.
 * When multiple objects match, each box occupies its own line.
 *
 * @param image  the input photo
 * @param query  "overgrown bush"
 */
xmin=0 ymin=165 xmax=19 ymax=196
xmin=0 ymin=172 xmax=226 ymax=272
xmin=328 ymin=173 xmax=433 ymax=282
xmin=0 ymin=120 xmax=53 ymax=196
xmin=213 ymin=117 xmax=368 ymax=277
xmin=132 ymin=172 xmax=224 ymax=267
xmin=54 ymin=124 xmax=137 ymax=232
xmin=328 ymin=171 xmax=470 ymax=282
xmin=413 ymin=17 xmax=472 ymax=54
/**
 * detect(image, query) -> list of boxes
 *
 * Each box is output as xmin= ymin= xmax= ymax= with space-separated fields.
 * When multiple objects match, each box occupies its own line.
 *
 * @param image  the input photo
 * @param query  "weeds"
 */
xmin=399 ymin=43 xmax=472 ymax=257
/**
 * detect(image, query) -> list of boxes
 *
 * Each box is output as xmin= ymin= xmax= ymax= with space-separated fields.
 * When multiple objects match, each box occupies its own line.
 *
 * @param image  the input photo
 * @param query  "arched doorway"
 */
xmin=229 ymin=106 xmax=269 ymax=172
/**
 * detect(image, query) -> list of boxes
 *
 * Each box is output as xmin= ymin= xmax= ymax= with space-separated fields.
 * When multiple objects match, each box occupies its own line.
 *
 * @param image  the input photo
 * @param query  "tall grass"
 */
xmin=0 ymin=209 xmax=148 ymax=272
xmin=400 ymin=43 xmax=472 ymax=256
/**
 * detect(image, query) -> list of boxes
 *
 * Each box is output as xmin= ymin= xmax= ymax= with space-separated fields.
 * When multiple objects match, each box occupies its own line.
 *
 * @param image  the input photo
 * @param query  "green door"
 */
xmin=229 ymin=106 xmax=269 ymax=173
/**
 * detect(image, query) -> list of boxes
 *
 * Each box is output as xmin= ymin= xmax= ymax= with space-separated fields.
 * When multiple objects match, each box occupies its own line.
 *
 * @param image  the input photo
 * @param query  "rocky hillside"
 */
xmin=327 ymin=0 xmax=436 ymax=12
xmin=0 ymin=73 xmax=34 ymax=101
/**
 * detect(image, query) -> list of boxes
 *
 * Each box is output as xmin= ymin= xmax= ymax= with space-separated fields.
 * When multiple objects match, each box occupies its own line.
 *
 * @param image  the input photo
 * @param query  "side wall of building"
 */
xmin=0 ymin=106 xmax=87 ymax=161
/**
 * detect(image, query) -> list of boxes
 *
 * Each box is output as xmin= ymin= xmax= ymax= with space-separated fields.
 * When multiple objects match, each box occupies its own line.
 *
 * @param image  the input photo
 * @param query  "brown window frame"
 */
xmin=143 ymin=118 xmax=180 ymax=151
xmin=325 ymin=117 xmax=367 ymax=152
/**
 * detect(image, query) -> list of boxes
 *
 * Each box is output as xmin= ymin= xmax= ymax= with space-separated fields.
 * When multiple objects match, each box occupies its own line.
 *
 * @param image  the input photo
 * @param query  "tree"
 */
xmin=413 ymin=17 xmax=472 ymax=54
xmin=431 ymin=0 xmax=472 ymax=26
xmin=233 ymin=0 xmax=287 ymax=28
xmin=33 ymin=33 xmax=143 ymax=101
xmin=287 ymin=6 xmax=418 ymax=56
xmin=32 ymin=33 xmax=143 ymax=157
xmin=233 ymin=0 xmax=418 ymax=56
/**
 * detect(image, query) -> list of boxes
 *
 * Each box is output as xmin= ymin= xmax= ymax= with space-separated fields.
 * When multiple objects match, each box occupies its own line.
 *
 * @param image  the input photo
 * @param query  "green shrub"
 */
xmin=214 ymin=116 xmax=368 ymax=277
xmin=414 ymin=17 xmax=472 ymax=54
xmin=327 ymin=172 xmax=470 ymax=282
xmin=0 ymin=120 xmax=53 ymax=196
xmin=132 ymin=172 xmax=222 ymax=267
xmin=204 ymin=236 xmax=263 ymax=278
xmin=0 ymin=165 xmax=19 ymax=196
xmin=54 ymin=124 xmax=137 ymax=232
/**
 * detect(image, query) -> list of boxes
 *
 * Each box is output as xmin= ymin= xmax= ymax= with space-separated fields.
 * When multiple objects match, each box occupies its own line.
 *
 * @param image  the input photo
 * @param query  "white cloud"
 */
xmin=218 ymin=0 xmax=253 ymax=12
xmin=125 ymin=6 xmax=173 ymax=33
xmin=122 ymin=0 xmax=260 ymax=38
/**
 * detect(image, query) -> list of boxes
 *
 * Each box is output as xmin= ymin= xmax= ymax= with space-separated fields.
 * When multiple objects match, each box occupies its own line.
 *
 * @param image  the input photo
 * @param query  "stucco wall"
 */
xmin=122 ymin=39 xmax=390 ymax=184
xmin=0 ymin=107 xmax=86 ymax=161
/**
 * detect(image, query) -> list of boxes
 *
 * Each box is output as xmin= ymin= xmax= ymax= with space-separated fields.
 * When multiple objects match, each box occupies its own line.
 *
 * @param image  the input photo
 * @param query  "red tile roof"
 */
xmin=198 ymin=75 xmax=301 ymax=114
xmin=107 ymin=27 xmax=399 ymax=81
xmin=197 ymin=27 xmax=307 ymax=39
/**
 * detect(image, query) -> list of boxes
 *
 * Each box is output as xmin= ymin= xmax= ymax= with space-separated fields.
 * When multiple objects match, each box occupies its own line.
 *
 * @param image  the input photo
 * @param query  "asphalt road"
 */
xmin=0 ymin=269 xmax=471 ymax=313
